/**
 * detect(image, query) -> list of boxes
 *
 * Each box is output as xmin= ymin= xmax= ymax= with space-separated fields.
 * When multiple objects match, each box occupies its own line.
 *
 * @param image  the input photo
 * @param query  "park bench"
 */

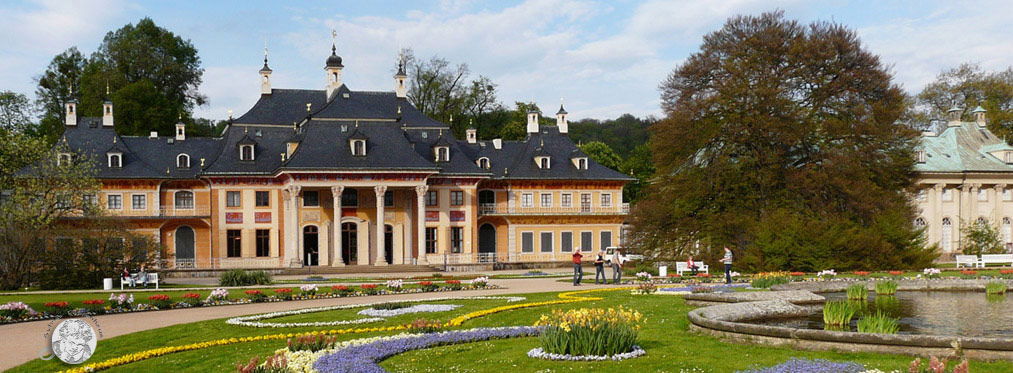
xmin=121 ymin=273 xmax=160 ymax=290
xmin=675 ymin=261 xmax=709 ymax=275
xmin=979 ymin=254 xmax=1013 ymax=267
xmin=955 ymin=255 xmax=981 ymax=268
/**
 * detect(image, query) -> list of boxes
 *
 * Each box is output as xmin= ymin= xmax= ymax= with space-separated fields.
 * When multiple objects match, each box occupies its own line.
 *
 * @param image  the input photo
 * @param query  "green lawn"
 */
xmin=12 ymin=289 xmax=1013 ymax=372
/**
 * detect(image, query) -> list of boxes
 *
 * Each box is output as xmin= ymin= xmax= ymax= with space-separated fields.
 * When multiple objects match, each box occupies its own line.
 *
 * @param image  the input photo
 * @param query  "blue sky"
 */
xmin=1 ymin=0 xmax=1012 ymax=121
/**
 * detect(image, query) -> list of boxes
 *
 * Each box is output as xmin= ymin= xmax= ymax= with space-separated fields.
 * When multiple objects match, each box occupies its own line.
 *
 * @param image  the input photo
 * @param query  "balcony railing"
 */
xmin=478 ymin=203 xmax=629 ymax=216
xmin=426 ymin=252 xmax=590 ymax=265
xmin=158 ymin=205 xmax=211 ymax=217
xmin=161 ymin=257 xmax=283 ymax=270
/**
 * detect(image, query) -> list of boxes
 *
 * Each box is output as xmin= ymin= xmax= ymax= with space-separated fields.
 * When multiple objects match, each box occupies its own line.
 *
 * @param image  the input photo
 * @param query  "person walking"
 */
xmin=572 ymin=249 xmax=584 ymax=286
xmin=611 ymin=248 xmax=623 ymax=284
xmin=719 ymin=247 xmax=733 ymax=284
xmin=594 ymin=250 xmax=606 ymax=284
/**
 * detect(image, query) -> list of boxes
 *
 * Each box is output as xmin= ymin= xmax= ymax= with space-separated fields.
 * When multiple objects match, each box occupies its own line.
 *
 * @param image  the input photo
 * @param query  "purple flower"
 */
xmin=313 ymin=326 xmax=540 ymax=373
xmin=738 ymin=358 xmax=865 ymax=373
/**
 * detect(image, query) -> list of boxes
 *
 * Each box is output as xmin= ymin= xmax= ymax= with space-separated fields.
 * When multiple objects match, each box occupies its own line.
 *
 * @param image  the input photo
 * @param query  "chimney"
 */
xmin=102 ymin=100 xmax=114 ymax=127
xmin=972 ymin=106 xmax=987 ymax=127
xmin=394 ymin=52 xmax=407 ymax=99
xmin=65 ymin=99 xmax=78 ymax=126
xmin=175 ymin=117 xmax=186 ymax=141
xmin=149 ymin=131 xmax=158 ymax=139
xmin=260 ymin=42 xmax=273 ymax=95
xmin=526 ymin=105 xmax=539 ymax=134
xmin=947 ymin=105 xmax=963 ymax=127
xmin=466 ymin=128 xmax=477 ymax=144
xmin=492 ymin=138 xmax=502 ymax=150
xmin=556 ymin=98 xmax=568 ymax=134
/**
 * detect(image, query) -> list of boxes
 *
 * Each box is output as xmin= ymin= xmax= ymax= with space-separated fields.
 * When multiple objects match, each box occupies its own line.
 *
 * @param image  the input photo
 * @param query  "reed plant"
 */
xmin=535 ymin=307 xmax=643 ymax=356
xmin=846 ymin=283 xmax=868 ymax=301
xmin=874 ymin=281 xmax=898 ymax=295
xmin=856 ymin=311 xmax=899 ymax=334
xmin=986 ymin=281 xmax=1008 ymax=295
xmin=822 ymin=301 xmax=857 ymax=328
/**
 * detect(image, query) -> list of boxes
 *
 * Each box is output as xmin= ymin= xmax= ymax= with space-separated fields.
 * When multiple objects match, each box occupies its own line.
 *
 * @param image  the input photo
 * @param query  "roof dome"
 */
xmin=326 ymin=45 xmax=343 ymax=68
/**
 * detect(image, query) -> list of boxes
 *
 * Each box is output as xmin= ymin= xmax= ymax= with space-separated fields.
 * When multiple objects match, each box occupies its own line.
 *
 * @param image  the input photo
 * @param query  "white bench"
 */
xmin=675 ymin=261 xmax=708 ymax=275
xmin=121 ymin=273 xmax=159 ymax=289
xmin=955 ymin=255 xmax=981 ymax=268
xmin=980 ymin=254 xmax=1013 ymax=267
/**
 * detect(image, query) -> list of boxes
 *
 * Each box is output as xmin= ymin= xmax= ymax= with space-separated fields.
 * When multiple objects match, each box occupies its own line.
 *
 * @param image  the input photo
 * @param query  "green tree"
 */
xmin=960 ymin=219 xmax=1005 ymax=256
xmin=916 ymin=63 xmax=1013 ymax=139
xmin=631 ymin=11 xmax=936 ymax=271
xmin=35 ymin=47 xmax=87 ymax=142
xmin=569 ymin=114 xmax=656 ymax=159
xmin=579 ymin=141 xmax=622 ymax=171
xmin=620 ymin=142 xmax=655 ymax=203
xmin=0 ymin=91 xmax=36 ymax=133
xmin=403 ymin=48 xmax=501 ymax=138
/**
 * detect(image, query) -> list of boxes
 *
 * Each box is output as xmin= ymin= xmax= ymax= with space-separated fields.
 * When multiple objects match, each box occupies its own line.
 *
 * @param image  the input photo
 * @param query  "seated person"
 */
xmin=138 ymin=264 xmax=148 ymax=288
xmin=687 ymin=256 xmax=699 ymax=275
xmin=122 ymin=268 xmax=136 ymax=287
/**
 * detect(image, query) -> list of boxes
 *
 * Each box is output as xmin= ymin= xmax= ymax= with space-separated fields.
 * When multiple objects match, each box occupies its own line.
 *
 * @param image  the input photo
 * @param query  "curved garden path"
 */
xmin=0 ymin=277 xmax=608 ymax=370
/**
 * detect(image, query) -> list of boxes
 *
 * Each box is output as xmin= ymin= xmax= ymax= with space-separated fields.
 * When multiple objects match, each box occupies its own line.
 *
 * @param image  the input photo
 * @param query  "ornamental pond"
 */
xmin=750 ymin=291 xmax=1013 ymax=337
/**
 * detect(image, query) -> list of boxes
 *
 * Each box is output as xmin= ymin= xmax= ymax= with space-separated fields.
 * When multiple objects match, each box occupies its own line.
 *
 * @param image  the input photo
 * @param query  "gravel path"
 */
xmin=0 ymin=277 xmax=611 ymax=371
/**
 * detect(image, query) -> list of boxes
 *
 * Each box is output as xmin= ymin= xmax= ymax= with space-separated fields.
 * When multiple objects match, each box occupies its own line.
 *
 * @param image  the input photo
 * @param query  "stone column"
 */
xmin=375 ymin=185 xmax=388 ymax=266
xmin=331 ymin=185 xmax=345 ymax=267
xmin=995 ymin=184 xmax=1005 ymax=224
xmin=283 ymin=185 xmax=301 ymax=266
xmin=416 ymin=185 xmax=428 ymax=264
xmin=933 ymin=183 xmax=944 ymax=249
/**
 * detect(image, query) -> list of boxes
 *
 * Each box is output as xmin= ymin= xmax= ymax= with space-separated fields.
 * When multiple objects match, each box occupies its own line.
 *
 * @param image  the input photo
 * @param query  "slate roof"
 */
xmin=281 ymin=120 xmax=437 ymax=171
xmin=916 ymin=121 xmax=1013 ymax=173
xmin=233 ymin=89 xmax=326 ymax=125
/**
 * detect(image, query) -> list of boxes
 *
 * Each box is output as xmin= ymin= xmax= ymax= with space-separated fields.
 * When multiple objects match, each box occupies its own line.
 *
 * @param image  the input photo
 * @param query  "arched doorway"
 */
xmin=175 ymin=226 xmax=195 ymax=268
xmin=341 ymin=222 xmax=357 ymax=265
xmin=303 ymin=225 xmax=319 ymax=266
xmin=384 ymin=224 xmax=394 ymax=265
xmin=479 ymin=224 xmax=496 ymax=262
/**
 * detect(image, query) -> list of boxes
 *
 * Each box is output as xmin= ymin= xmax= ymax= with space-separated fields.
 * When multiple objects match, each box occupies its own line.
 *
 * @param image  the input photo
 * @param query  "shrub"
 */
xmin=874 ymin=281 xmax=898 ymax=295
xmin=374 ymin=302 xmax=412 ymax=310
xmin=287 ymin=333 xmax=338 ymax=352
xmin=147 ymin=294 xmax=172 ymax=309
xmin=535 ymin=307 xmax=643 ymax=356
xmin=82 ymin=299 xmax=105 ymax=314
xmin=406 ymin=318 xmax=443 ymax=334
xmin=419 ymin=281 xmax=438 ymax=292
xmin=856 ymin=311 xmax=899 ymax=334
xmin=846 ymin=283 xmax=868 ymax=301
xmin=444 ymin=280 xmax=462 ymax=290
xmin=219 ymin=269 xmax=273 ymax=287
xmin=360 ymin=284 xmax=378 ymax=295
xmin=822 ymin=301 xmax=857 ymax=329
xmin=331 ymin=285 xmax=352 ymax=296
xmin=45 ymin=301 xmax=70 ymax=316
xmin=986 ymin=281 xmax=1007 ymax=295
xmin=181 ymin=293 xmax=202 ymax=306
xmin=236 ymin=353 xmax=288 ymax=373
xmin=245 ymin=289 xmax=266 ymax=302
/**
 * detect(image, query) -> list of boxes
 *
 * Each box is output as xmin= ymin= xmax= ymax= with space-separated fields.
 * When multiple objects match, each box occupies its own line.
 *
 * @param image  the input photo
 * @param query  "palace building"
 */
xmin=914 ymin=106 xmax=1013 ymax=256
xmin=55 ymin=43 xmax=633 ymax=270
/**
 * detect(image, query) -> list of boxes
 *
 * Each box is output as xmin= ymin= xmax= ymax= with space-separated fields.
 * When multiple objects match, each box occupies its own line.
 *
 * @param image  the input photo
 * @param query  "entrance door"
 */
xmin=384 ymin=224 xmax=393 ymax=265
xmin=303 ymin=226 xmax=318 ymax=266
xmin=342 ymin=222 xmax=357 ymax=265
xmin=479 ymin=224 xmax=496 ymax=263
xmin=175 ymin=226 xmax=195 ymax=268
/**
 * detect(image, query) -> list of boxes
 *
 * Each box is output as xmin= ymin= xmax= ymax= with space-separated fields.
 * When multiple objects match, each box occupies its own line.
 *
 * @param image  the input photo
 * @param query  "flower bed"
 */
xmin=534 ymin=307 xmax=643 ymax=357
xmin=527 ymin=345 xmax=646 ymax=361
xmin=358 ymin=304 xmax=461 ymax=317
xmin=739 ymin=358 xmax=865 ymax=373
xmin=312 ymin=326 xmax=540 ymax=373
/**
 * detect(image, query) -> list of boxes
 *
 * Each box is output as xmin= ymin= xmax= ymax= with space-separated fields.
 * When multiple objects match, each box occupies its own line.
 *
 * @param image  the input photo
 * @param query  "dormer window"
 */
xmin=917 ymin=150 xmax=926 ymax=163
xmin=477 ymin=157 xmax=490 ymax=169
xmin=351 ymin=139 xmax=366 ymax=156
xmin=1005 ymin=151 xmax=1013 ymax=164
xmin=536 ymin=156 xmax=550 ymax=169
xmin=240 ymin=145 xmax=255 ymax=161
xmin=58 ymin=153 xmax=71 ymax=166
xmin=435 ymin=146 xmax=449 ymax=162
xmin=177 ymin=154 xmax=190 ymax=168
xmin=107 ymin=153 xmax=122 ymax=168
xmin=573 ymin=157 xmax=588 ymax=170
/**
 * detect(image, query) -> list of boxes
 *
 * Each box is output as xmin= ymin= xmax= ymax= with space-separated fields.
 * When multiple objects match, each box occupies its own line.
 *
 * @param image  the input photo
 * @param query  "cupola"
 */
xmin=325 ymin=30 xmax=344 ymax=100
xmin=175 ymin=116 xmax=186 ymax=141
xmin=947 ymin=105 xmax=964 ymax=127
xmin=556 ymin=98 xmax=568 ymax=134
xmin=972 ymin=106 xmax=987 ymax=126
xmin=527 ymin=104 xmax=539 ymax=134
xmin=65 ymin=88 xmax=77 ymax=126
xmin=466 ymin=120 xmax=477 ymax=144
xmin=260 ymin=42 xmax=273 ymax=95
xmin=102 ymin=84 xmax=114 ymax=128
xmin=394 ymin=52 xmax=407 ymax=99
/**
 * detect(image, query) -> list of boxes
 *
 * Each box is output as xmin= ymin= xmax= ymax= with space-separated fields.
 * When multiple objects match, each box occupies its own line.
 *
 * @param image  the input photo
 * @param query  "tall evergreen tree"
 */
xmin=631 ymin=11 xmax=936 ymax=271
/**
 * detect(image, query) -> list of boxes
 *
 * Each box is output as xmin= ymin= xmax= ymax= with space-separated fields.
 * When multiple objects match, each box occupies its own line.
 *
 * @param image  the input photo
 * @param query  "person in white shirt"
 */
xmin=611 ymin=249 xmax=624 ymax=284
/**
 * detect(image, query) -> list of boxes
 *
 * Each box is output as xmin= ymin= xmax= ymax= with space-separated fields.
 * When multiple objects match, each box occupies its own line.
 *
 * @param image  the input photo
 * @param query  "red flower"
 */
xmin=274 ymin=288 xmax=292 ymax=293
xmin=361 ymin=284 xmax=378 ymax=289
xmin=83 ymin=300 xmax=105 ymax=305
xmin=789 ymin=272 xmax=805 ymax=276
xmin=697 ymin=273 xmax=711 ymax=278
xmin=332 ymin=285 xmax=349 ymax=291
xmin=245 ymin=290 xmax=263 ymax=295
xmin=446 ymin=280 xmax=461 ymax=284
xmin=46 ymin=301 xmax=69 ymax=308
xmin=962 ymin=270 xmax=978 ymax=275
xmin=889 ymin=271 xmax=904 ymax=275
xmin=1001 ymin=269 xmax=1013 ymax=275
xmin=182 ymin=293 xmax=200 ymax=299
xmin=147 ymin=294 xmax=170 ymax=301
xmin=667 ymin=274 xmax=681 ymax=277
xmin=854 ymin=271 xmax=870 ymax=276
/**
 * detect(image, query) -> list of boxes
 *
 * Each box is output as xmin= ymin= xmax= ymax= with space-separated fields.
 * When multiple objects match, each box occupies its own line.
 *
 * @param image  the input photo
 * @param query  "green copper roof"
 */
xmin=916 ymin=121 xmax=1013 ymax=173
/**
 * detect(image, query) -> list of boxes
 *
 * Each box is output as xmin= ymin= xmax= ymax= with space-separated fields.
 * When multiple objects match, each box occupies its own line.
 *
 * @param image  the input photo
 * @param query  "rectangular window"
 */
xmin=450 ymin=191 xmax=464 ymax=206
xmin=580 ymin=193 xmax=591 ymax=212
xmin=303 ymin=191 xmax=319 ymax=207
xmin=227 ymin=230 xmax=242 ymax=258
xmin=227 ymin=191 xmax=241 ymax=207
xmin=941 ymin=188 xmax=953 ymax=202
xmin=540 ymin=193 xmax=552 ymax=208
xmin=82 ymin=194 xmax=96 ymax=207
xmin=581 ymin=231 xmax=593 ymax=252
xmin=255 ymin=191 xmax=270 ymax=207
xmin=540 ymin=232 xmax=553 ymax=253
xmin=521 ymin=193 xmax=533 ymax=208
xmin=521 ymin=232 xmax=534 ymax=253
xmin=561 ymin=232 xmax=573 ymax=252
xmin=131 ymin=194 xmax=146 ymax=210
xmin=384 ymin=191 xmax=394 ymax=207
xmin=255 ymin=229 xmax=270 ymax=257
xmin=342 ymin=190 xmax=358 ymax=207
xmin=1005 ymin=190 xmax=1012 ymax=202
xmin=425 ymin=227 xmax=438 ymax=254
xmin=107 ymin=194 xmax=122 ymax=210
xmin=600 ymin=231 xmax=613 ymax=250
xmin=451 ymin=227 xmax=463 ymax=253
xmin=426 ymin=191 xmax=439 ymax=206
xmin=561 ymin=193 xmax=572 ymax=208
xmin=601 ymin=193 xmax=612 ymax=208
xmin=978 ymin=189 xmax=988 ymax=202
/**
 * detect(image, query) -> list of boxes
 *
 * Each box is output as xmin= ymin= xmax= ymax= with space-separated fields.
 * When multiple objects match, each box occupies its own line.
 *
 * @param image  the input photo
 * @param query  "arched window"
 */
xmin=539 ymin=157 xmax=550 ymax=169
xmin=177 ymin=154 xmax=190 ymax=168
xmin=578 ymin=158 xmax=587 ymax=170
xmin=435 ymin=147 xmax=449 ymax=162
xmin=977 ymin=216 xmax=988 ymax=225
xmin=175 ymin=191 xmax=194 ymax=209
xmin=351 ymin=140 xmax=366 ymax=156
xmin=477 ymin=157 xmax=490 ymax=169
xmin=914 ymin=217 xmax=926 ymax=227
xmin=941 ymin=217 xmax=953 ymax=252
xmin=240 ymin=145 xmax=254 ymax=161
xmin=108 ymin=153 xmax=122 ymax=168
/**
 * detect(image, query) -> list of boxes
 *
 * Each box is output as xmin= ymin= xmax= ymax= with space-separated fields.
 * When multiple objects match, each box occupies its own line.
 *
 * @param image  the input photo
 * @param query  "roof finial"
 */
xmin=244 ymin=126 xmax=248 ymax=134
xmin=397 ymin=105 xmax=401 ymax=115
xmin=540 ymin=138 xmax=544 ymax=147
xmin=306 ymin=103 xmax=312 ymax=112
xmin=228 ymin=109 xmax=233 ymax=119
xmin=449 ymin=114 xmax=453 ymax=124
xmin=105 ymin=80 xmax=110 ymax=96
xmin=439 ymin=128 xmax=443 ymax=136
xmin=331 ymin=28 xmax=337 ymax=55
xmin=113 ymin=136 xmax=117 ymax=143
xmin=178 ymin=113 xmax=182 ymax=121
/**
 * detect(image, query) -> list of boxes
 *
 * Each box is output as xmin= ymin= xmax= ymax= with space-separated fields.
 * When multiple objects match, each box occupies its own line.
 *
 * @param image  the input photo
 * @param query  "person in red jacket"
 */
xmin=572 ymin=249 xmax=583 ymax=286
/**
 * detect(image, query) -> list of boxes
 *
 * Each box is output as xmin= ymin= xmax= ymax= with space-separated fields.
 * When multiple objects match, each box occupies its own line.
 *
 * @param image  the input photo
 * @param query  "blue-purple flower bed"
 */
xmin=313 ymin=326 xmax=540 ymax=373
xmin=737 ymin=358 xmax=865 ymax=373
xmin=658 ymin=284 xmax=749 ymax=293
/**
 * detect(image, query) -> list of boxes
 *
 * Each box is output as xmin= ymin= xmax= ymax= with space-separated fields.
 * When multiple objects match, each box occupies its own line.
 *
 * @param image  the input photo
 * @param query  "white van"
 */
xmin=604 ymin=247 xmax=643 ymax=266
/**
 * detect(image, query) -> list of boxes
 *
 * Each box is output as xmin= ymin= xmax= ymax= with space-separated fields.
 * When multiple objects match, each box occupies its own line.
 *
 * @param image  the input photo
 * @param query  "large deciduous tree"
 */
xmin=916 ymin=63 xmax=1013 ymax=138
xmin=631 ymin=11 xmax=936 ymax=271
xmin=402 ymin=48 xmax=502 ymax=138
xmin=0 ymin=91 xmax=36 ymax=134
